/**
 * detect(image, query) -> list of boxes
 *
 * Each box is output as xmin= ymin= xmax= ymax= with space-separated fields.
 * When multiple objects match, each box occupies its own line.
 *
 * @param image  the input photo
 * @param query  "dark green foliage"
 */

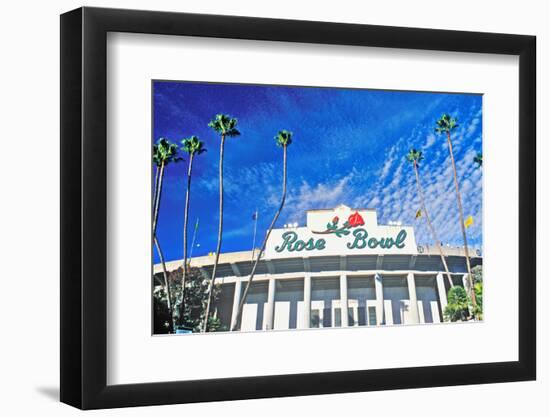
xmin=473 ymin=152 xmax=483 ymax=168
xmin=444 ymin=266 xmax=483 ymax=322
xmin=153 ymin=267 xmax=226 ymax=333
xmin=153 ymin=138 xmax=182 ymax=166
xmin=472 ymin=265 xmax=483 ymax=284
xmin=208 ymin=114 xmax=240 ymax=137
xmin=181 ymin=136 xmax=207 ymax=156
xmin=471 ymin=265 xmax=483 ymax=319
xmin=473 ymin=282 xmax=483 ymax=320
xmin=444 ymin=286 xmax=470 ymax=322
xmin=275 ymin=130 xmax=293 ymax=147
xmin=153 ymin=291 xmax=172 ymax=334
xmin=435 ymin=113 xmax=459 ymax=134
xmin=406 ymin=148 xmax=424 ymax=165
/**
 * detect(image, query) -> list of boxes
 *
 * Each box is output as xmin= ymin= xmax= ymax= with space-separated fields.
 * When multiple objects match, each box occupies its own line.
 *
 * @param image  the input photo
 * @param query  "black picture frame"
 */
xmin=60 ymin=6 xmax=536 ymax=410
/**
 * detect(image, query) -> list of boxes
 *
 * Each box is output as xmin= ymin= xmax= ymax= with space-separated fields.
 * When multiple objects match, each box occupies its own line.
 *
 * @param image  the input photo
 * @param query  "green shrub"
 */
xmin=444 ymin=286 xmax=470 ymax=322
xmin=153 ymin=266 xmax=227 ymax=333
xmin=444 ymin=265 xmax=483 ymax=322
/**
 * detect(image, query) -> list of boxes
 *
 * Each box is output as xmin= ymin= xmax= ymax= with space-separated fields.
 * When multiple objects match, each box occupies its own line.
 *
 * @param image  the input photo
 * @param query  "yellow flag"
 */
xmin=415 ymin=209 xmax=422 ymax=219
xmin=464 ymin=215 xmax=474 ymax=228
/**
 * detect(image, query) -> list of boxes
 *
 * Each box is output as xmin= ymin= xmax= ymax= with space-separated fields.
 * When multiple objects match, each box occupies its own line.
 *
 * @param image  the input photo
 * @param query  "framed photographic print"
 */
xmin=60 ymin=6 xmax=536 ymax=409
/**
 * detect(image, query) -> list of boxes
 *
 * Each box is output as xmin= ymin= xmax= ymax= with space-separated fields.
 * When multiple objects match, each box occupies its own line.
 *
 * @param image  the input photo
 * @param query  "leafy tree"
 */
xmin=153 ymin=284 xmax=172 ymax=334
xmin=406 ymin=148 xmax=453 ymax=288
xmin=471 ymin=265 xmax=483 ymax=319
xmin=435 ymin=114 xmax=477 ymax=311
xmin=153 ymin=267 xmax=225 ymax=333
xmin=203 ymin=114 xmax=240 ymax=332
xmin=232 ymin=130 xmax=293 ymax=331
xmin=444 ymin=286 xmax=470 ymax=322
xmin=471 ymin=265 xmax=483 ymax=284
xmin=443 ymin=265 xmax=483 ymax=322
xmin=180 ymin=136 xmax=207 ymax=321
xmin=152 ymin=138 xmax=182 ymax=331
xmin=473 ymin=282 xmax=483 ymax=320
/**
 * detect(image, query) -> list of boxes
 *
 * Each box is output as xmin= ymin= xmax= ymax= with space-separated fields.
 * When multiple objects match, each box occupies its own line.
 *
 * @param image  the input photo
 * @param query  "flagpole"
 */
xmin=251 ymin=209 xmax=258 ymax=263
xmin=188 ymin=218 xmax=199 ymax=263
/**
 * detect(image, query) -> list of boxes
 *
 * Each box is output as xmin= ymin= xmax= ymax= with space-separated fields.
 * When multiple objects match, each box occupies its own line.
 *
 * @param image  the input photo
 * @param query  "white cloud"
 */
xmin=380 ymin=157 xmax=393 ymax=180
xmin=282 ymin=174 xmax=354 ymax=223
xmin=423 ymin=132 xmax=436 ymax=149
xmin=358 ymin=104 xmax=483 ymax=248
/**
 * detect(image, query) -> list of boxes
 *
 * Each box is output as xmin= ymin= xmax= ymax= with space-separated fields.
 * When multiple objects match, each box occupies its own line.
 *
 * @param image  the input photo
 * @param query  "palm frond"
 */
xmin=473 ymin=152 xmax=483 ymax=167
xmin=153 ymin=137 xmax=181 ymax=166
xmin=406 ymin=148 xmax=423 ymax=164
xmin=208 ymin=114 xmax=240 ymax=137
xmin=435 ymin=113 xmax=459 ymax=134
xmin=275 ymin=129 xmax=293 ymax=147
xmin=181 ymin=136 xmax=207 ymax=156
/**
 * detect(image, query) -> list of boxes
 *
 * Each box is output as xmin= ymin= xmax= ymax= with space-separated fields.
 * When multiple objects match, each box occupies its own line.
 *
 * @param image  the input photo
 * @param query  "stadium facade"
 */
xmin=154 ymin=204 xmax=482 ymax=331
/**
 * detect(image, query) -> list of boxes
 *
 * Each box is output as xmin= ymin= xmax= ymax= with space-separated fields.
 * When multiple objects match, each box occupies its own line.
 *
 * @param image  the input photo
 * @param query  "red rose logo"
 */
xmin=348 ymin=212 xmax=364 ymax=227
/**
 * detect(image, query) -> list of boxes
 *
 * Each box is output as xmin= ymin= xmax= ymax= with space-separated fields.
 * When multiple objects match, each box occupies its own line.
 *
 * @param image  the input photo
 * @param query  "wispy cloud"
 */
xmin=282 ymin=174 xmax=354 ymax=223
xmin=153 ymin=81 xmax=483 ymax=261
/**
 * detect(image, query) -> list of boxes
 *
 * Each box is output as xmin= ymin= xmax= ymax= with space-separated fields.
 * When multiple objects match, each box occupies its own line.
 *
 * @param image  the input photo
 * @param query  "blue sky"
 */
xmin=153 ymin=81 xmax=482 ymax=263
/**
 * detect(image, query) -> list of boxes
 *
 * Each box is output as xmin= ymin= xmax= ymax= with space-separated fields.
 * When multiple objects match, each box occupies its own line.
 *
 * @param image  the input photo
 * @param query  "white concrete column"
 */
xmin=340 ymin=274 xmax=349 ymax=327
xmin=264 ymin=278 xmax=276 ymax=330
xmin=374 ymin=273 xmax=385 ymax=325
xmin=407 ymin=272 xmax=420 ymax=324
xmin=436 ymin=272 xmax=448 ymax=315
xmin=230 ymin=279 xmax=242 ymax=331
xmin=303 ymin=274 xmax=311 ymax=329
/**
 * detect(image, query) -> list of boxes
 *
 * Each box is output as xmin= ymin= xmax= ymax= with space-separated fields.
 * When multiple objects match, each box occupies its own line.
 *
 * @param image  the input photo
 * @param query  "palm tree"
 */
xmin=180 ymin=136 xmax=207 ymax=317
xmin=152 ymin=138 xmax=181 ymax=331
xmin=232 ymin=130 xmax=293 ymax=331
xmin=203 ymin=114 xmax=240 ymax=332
xmin=406 ymin=149 xmax=454 ymax=289
xmin=153 ymin=236 xmax=174 ymax=330
xmin=153 ymin=138 xmax=181 ymax=234
xmin=474 ymin=152 xmax=483 ymax=168
xmin=435 ymin=114 xmax=477 ymax=310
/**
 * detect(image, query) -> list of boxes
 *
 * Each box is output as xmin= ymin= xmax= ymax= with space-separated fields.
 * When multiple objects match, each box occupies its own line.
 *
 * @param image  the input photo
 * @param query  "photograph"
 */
xmin=0 ymin=0 xmax=541 ymax=413
xmin=151 ymin=81 xmax=484 ymax=335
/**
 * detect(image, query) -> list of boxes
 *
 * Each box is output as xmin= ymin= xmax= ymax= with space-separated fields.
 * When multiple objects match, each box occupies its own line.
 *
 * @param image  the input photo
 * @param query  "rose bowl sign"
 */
xmin=265 ymin=204 xmax=418 ymax=259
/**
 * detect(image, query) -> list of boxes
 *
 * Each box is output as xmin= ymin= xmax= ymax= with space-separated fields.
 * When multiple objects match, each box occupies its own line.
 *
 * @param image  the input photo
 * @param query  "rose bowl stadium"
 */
xmin=153 ymin=204 xmax=482 ymax=332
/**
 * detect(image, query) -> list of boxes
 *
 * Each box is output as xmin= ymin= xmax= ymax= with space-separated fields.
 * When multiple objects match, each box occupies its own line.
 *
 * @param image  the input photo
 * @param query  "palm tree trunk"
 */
xmin=203 ymin=134 xmax=226 ymax=332
xmin=152 ymin=163 xmax=174 ymax=332
xmin=232 ymin=145 xmax=288 ymax=331
xmin=152 ymin=161 xmax=165 ymax=236
xmin=181 ymin=154 xmax=194 ymax=323
xmin=446 ymin=132 xmax=477 ymax=309
xmin=154 ymin=235 xmax=175 ymax=332
xmin=153 ymin=162 xmax=160 ymax=207
xmin=413 ymin=161 xmax=454 ymax=288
